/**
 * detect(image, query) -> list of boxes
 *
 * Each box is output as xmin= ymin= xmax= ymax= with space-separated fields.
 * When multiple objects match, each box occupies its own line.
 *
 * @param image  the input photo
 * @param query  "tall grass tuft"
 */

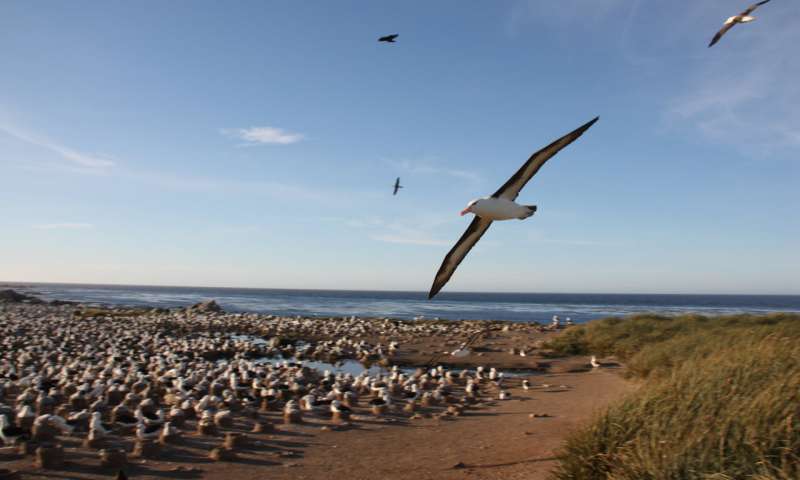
xmin=549 ymin=314 xmax=800 ymax=479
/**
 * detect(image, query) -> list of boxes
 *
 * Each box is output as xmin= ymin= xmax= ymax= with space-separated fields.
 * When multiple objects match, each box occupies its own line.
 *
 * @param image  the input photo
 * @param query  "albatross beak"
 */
xmin=460 ymin=208 xmax=470 ymax=216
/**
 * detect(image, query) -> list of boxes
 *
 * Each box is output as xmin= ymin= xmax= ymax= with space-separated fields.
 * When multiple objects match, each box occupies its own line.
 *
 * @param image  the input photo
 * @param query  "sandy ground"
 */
xmin=2 ymin=366 xmax=631 ymax=480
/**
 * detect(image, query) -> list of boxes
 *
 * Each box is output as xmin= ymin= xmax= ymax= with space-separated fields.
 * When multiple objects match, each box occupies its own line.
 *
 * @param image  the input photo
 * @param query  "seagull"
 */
xmin=427 ymin=117 xmax=599 ymax=299
xmin=393 ymin=177 xmax=403 ymax=196
xmin=708 ymin=0 xmax=771 ymax=47
xmin=378 ymin=34 xmax=399 ymax=43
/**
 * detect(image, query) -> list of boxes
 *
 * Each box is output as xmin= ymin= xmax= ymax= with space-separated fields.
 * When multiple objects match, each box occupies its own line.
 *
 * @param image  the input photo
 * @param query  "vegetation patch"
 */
xmin=549 ymin=313 xmax=800 ymax=479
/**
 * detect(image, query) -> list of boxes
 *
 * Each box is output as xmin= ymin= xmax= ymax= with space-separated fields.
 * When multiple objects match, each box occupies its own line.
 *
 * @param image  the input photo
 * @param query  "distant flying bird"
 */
xmin=427 ymin=117 xmax=599 ymax=299
xmin=708 ymin=0 xmax=771 ymax=47
xmin=393 ymin=177 xmax=403 ymax=195
xmin=378 ymin=34 xmax=399 ymax=43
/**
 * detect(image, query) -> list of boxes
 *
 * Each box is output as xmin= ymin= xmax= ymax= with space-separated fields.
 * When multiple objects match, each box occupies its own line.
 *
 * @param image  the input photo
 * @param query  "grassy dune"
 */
xmin=548 ymin=314 xmax=800 ymax=479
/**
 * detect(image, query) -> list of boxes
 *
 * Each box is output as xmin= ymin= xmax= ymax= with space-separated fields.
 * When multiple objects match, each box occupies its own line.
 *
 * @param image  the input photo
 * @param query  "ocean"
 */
xmin=4 ymin=282 xmax=800 ymax=324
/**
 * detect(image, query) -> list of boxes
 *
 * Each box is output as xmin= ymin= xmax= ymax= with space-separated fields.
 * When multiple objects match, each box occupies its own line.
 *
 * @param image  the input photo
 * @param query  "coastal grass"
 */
xmin=548 ymin=313 xmax=800 ymax=479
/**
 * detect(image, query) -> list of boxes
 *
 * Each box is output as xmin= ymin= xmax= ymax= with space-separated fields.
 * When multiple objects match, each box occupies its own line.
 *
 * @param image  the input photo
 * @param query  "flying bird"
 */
xmin=708 ymin=0 xmax=771 ymax=48
xmin=393 ymin=177 xmax=403 ymax=195
xmin=378 ymin=34 xmax=399 ymax=43
xmin=427 ymin=117 xmax=599 ymax=299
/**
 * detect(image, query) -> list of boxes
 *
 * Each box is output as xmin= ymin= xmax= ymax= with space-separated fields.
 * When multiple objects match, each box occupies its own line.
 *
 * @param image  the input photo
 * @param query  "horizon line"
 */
xmin=2 ymin=280 xmax=799 ymax=298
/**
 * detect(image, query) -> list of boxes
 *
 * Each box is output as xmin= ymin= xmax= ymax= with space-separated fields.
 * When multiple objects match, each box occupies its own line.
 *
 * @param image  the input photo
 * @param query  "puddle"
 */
xmin=229 ymin=334 xmax=540 ymax=378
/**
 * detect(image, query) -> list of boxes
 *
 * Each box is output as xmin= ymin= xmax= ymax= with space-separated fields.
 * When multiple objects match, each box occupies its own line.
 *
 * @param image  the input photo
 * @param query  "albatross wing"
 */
xmin=428 ymin=216 xmax=493 ymax=299
xmin=742 ymin=0 xmax=770 ymax=16
xmin=491 ymin=117 xmax=599 ymax=201
xmin=709 ymin=24 xmax=733 ymax=47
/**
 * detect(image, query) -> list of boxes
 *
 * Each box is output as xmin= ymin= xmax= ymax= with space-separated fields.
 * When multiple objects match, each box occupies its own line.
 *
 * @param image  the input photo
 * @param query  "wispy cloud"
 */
xmin=0 ymin=124 xmax=115 ymax=169
xmin=125 ymin=169 xmax=328 ymax=201
xmin=33 ymin=223 xmax=94 ymax=230
xmin=387 ymin=158 xmax=481 ymax=182
xmin=665 ymin=7 xmax=800 ymax=155
xmin=506 ymin=0 xmax=629 ymax=36
xmin=221 ymin=126 xmax=305 ymax=145
xmin=339 ymin=214 xmax=460 ymax=247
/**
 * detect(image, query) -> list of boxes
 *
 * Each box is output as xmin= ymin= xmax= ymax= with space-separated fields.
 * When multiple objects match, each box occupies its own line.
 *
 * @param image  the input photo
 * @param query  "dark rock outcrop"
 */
xmin=186 ymin=300 xmax=223 ymax=314
xmin=0 ymin=290 xmax=44 ymax=304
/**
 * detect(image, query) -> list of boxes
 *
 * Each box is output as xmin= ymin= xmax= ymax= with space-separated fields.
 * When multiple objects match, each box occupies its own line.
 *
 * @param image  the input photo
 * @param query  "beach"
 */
xmin=0 ymin=294 xmax=632 ymax=480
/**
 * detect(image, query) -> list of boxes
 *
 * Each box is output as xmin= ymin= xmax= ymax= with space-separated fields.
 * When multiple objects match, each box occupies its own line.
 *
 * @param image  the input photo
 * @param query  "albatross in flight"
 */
xmin=427 ymin=117 xmax=599 ymax=299
xmin=378 ymin=34 xmax=399 ymax=43
xmin=708 ymin=0 xmax=771 ymax=48
xmin=393 ymin=177 xmax=403 ymax=195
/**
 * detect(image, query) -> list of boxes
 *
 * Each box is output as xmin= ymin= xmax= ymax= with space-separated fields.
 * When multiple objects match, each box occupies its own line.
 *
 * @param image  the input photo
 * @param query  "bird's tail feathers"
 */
xmin=519 ymin=205 xmax=537 ymax=219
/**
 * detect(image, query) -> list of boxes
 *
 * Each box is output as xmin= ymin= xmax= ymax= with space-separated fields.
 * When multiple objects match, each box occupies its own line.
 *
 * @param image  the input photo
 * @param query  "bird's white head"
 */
xmin=460 ymin=199 xmax=480 ymax=216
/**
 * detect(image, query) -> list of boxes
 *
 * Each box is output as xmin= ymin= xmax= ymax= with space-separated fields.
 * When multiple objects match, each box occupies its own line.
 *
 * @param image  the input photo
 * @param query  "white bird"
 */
xmin=522 ymin=379 xmax=531 ymax=391
xmin=89 ymin=412 xmax=110 ymax=437
xmin=590 ymin=356 xmax=601 ymax=368
xmin=708 ymin=0 xmax=771 ymax=47
xmin=428 ymin=117 xmax=598 ymax=298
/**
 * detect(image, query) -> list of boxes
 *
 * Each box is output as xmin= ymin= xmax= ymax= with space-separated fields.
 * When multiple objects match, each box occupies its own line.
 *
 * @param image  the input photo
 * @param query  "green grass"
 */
xmin=548 ymin=313 xmax=800 ymax=480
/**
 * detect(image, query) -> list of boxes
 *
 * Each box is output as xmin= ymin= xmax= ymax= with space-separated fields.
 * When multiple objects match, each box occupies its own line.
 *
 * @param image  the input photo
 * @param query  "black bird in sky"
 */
xmin=708 ymin=0 xmax=771 ymax=48
xmin=378 ymin=34 xmax=399 ymax=43
xmin=393 ymin=177 xmax=403 ymax=195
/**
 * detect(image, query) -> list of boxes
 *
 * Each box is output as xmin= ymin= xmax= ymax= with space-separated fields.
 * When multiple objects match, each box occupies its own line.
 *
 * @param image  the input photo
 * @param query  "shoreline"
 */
xmin=4 ymin=285 xmax=799 ymax=325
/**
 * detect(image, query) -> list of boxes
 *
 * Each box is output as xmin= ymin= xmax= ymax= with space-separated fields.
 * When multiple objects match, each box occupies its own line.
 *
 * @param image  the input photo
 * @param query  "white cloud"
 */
xmin=33 ymin=223 xmax=94 ymax=230
xmin=222 ymin=126 xmax=304 ymax=145
xmin=0 ymin=124 xmax=115 ymax=169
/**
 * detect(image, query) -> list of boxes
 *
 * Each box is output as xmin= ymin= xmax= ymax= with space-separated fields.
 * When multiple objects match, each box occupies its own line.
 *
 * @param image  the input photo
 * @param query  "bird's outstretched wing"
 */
xmin=708 ymin=23 xmax=734 ymax=47
xmin=491 ymin=117 xmax=599 ymax=201
xmin=742 ymin=0 xmax=770 ymax=16
xmin=428 ymin=216 xmax=493 ymax=299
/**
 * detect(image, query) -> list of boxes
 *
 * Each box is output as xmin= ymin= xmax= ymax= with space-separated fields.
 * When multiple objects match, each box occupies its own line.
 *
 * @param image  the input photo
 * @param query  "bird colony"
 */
xmin=0 ymin=302 xmax=528 ymax=469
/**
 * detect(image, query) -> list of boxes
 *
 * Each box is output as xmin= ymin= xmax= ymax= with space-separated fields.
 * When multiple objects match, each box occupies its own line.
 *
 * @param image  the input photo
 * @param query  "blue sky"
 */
xmin=1 ymin=0 xmax=798 ymax=294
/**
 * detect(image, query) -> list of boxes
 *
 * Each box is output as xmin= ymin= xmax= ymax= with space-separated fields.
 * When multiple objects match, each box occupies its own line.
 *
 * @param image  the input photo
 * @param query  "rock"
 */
xmin=49 ymin=299 xmax=77 ymax=306
xmin=187 ymin=300 xmax=222 ymax=313
xmin=0 ymin=290 xmax=43 ymax=304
